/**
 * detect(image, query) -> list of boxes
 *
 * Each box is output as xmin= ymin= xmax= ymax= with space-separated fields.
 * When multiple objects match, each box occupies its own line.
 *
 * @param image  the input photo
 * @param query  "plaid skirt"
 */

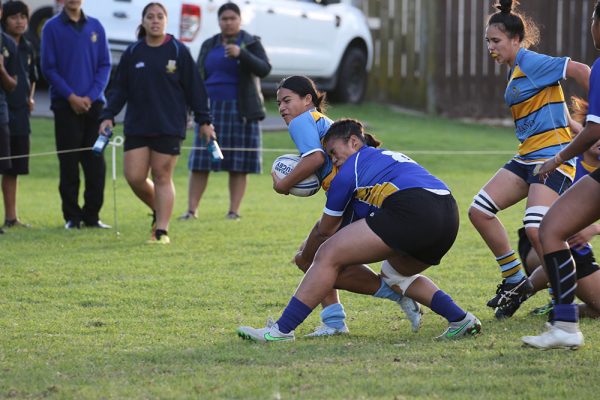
xmin=188 ymin=100 xmax=262 ymax=173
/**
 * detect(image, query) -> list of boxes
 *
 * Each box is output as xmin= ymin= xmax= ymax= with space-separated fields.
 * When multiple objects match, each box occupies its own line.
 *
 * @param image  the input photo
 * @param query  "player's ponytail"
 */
xmin=488 ymin=0 xmax=539 ymax=48
xmin=278 ymin=75 xmax=328 ymax=113
xmin=324 ymin=118 xmax=382 ymax=148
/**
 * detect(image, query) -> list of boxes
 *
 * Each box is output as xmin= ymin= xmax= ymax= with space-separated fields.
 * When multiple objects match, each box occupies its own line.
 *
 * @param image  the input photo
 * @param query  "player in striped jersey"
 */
xmin=273 ymin=76 xmax=422 ymax=337
xmin=237 ymin=119 xmax=481 ymax=342
xmin=469 ymin=0 xmax=590 ymax=316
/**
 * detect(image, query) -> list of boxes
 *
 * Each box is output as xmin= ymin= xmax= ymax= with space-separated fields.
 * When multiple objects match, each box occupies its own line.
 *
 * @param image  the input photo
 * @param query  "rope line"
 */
xmin=0 ymin=139 xmax=515 ymax=161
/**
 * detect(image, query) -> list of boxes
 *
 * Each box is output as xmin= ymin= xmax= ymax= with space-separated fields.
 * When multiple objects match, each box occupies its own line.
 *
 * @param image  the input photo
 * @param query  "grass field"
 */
xmin=2 ymin=104 xmax=600 ymax=399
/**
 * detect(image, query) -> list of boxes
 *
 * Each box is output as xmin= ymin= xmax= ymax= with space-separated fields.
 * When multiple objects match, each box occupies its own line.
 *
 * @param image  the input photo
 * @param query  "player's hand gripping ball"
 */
xmin=271 ymin=154 xmax=321 ymax=197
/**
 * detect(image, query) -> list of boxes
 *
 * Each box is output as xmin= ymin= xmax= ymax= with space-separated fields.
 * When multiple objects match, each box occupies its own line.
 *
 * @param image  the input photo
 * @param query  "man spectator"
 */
xmin=40 ymin=0 xmax=111 ymax=229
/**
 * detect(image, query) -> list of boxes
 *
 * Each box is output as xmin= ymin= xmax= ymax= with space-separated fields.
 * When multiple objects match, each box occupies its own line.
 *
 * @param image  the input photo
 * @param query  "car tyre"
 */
xmin=331 ymin=47 xmax=367 ymax=104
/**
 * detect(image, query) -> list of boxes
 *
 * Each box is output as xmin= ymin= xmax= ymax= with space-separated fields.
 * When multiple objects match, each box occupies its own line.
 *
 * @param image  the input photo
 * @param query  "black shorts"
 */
xmin=365 ymin=188 xmax=459 ymax=265
xmin=2 ymin=135 xmax=30 ymax=175
xmin=0 ymin=124 xmax=10 ymax=172
xmin=517 ymin=228 xmax=599 ymax=279
xmin=503 ymin=159 xmax=572 ymax=195
xmin=589 ymin=167 xmax=600 ymax=184
xmin=124 ymin=135 xmax=182 ymax=155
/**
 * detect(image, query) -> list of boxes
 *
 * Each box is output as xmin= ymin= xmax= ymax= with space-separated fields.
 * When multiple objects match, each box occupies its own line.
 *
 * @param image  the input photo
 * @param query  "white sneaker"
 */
xmin=436 ymin=312 xmax=481 ymax=340
xmin=237 ymin=322 xmax=295 ymax=343
xmin=522 ymin=323 xmax=583 ymax=350
xmin=304 ymin=324 xmax=349 ymax=337
xmin=398 ymin=296 xmax=423 ymax=332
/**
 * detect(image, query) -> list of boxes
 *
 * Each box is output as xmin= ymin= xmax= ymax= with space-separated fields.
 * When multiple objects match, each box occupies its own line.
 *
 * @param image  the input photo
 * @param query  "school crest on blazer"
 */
xmin=166 ymin=59 xmax=177 ymax=74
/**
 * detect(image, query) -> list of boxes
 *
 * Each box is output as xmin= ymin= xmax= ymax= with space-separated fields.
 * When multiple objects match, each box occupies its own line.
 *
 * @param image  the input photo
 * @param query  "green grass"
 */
xmin=1 ymin=104 xmax=598 ymax=399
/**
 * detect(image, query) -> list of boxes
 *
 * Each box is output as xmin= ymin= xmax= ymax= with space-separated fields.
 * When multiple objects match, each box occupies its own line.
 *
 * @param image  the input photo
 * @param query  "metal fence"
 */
xmin=362 ymin=0 xmax=598 ymax=118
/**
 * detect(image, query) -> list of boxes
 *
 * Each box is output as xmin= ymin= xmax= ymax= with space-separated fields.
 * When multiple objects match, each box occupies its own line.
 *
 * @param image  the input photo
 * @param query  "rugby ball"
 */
xmin=272 ymin=154 xmax=321 ymax=197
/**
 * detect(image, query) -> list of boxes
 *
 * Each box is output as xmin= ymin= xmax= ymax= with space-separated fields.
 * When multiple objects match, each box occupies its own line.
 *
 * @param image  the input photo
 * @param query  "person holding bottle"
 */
xmin=180 ymin=2 xmax=271 ymax=221
xmin=99 ymin=2 xmax=214 ymax=244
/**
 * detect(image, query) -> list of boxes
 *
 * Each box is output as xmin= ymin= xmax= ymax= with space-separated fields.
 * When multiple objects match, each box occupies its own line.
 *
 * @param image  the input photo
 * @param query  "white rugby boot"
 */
xmin=522 ymin=323 xmax=583 ymax=350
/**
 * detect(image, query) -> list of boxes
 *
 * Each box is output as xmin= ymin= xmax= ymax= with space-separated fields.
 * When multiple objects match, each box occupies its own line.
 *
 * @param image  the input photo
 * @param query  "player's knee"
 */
xmin=381 ymin=260 xmax=420 ymax=294
xmin=294 ymin=253 xmax=310 ymax=273
xmin=469 ymin=190 xmax=500 ymax=223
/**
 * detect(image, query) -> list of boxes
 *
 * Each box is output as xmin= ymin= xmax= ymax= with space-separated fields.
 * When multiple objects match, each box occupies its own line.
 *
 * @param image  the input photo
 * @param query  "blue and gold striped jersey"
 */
xmin=506 ymin=48 xmax=574 ymax=178
xmin=288 ymin=109 xmax=334 ymax=188
xmin=324 ymin=146 xmax=449 ymax=219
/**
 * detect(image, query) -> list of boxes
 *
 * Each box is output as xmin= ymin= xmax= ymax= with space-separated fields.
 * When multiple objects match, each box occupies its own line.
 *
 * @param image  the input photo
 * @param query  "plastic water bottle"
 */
xmin=92 ymin=127 xmax=112 ymax=155
xmin=208 ymin=139 xmax=224 ymax=161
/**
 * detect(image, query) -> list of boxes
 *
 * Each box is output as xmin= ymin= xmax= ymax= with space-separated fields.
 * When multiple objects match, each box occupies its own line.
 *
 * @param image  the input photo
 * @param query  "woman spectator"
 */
xmin=180 ymin=2 xmax=270 ymax=221
xmin=99 ymin=2 xmax=215 ymax=243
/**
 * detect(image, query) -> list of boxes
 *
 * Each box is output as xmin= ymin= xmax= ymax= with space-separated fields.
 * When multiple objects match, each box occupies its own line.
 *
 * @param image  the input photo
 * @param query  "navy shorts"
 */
xmin=0 ymin=124 xmax=10 ymax=172
xmin=589 ymin=167 xmax=600 ymax=184
xmin=365 ymin=188 xmax=459 ymax=265
xmin=2 ymin=135 xmax=29 ymax=175
xmin=517 ymin=227 xmax=599 ymax=279
xmin=503 ymin=159 xmax=572 ymax=195
xmin=124 ymin=135 xmax=182 ymax=155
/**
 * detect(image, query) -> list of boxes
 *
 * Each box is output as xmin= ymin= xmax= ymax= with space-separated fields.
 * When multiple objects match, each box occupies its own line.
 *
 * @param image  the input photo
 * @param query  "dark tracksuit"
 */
xmin=101 ymin=35 xmax=211 ymax=136
xmin=0 ymin=31 xmax=19 ymax=173
xmin=40 ymin=11 xmax=111 ymax=225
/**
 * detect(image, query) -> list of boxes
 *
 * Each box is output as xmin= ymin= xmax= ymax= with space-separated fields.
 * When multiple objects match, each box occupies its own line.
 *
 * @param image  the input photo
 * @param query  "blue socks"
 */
xmin=430 ymin=290 xmax=467 ymax=323
xmin=373 ymin=280 xmax=403 ymax=302
xmin=320 ymin=303 xmax=347 ymax=330
xmin=276 ymin=296 xmax=314 ymax=334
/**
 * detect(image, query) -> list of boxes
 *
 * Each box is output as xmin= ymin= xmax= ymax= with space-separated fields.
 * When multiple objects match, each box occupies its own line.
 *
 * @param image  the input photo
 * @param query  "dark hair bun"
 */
xmin=496 ymin=0 xmax=514 ymax=14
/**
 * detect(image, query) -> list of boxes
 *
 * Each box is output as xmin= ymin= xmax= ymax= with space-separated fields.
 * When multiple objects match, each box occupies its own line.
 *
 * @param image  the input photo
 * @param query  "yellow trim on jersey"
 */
xmin=581 ymin=160 xmax=598 ymax=174
xmin=355 ymin=182 xmax=398 ymax=208
xmin=310 ymin=111 xmax=325 ymax=122
xmin=510 ymin=65 xmax=526 ymax=80
xmin=321 ymin=164 xmax=339 ymax=192
xmin=558 ymin=163 xmax=576 ymax=179
xmin=510 ymin=85 xmax=565 ymax=120
xmin=517 ymin=128 xmax=571 ymax=155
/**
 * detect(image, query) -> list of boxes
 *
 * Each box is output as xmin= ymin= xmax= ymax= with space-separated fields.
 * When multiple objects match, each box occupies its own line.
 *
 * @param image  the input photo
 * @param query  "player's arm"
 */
xmin=296 ymin=214 xmax=342 ymax=268
xmin=566 ymin=60 xmax=591 ymax=93
xmin=273 ymin=151 xmax=325 ymax=194
xmin=567 ymin=223 xmax=600 ymax=250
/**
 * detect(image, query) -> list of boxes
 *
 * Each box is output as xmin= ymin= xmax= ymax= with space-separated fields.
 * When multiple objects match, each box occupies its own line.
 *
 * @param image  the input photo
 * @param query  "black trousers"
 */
xmin=53 ymin=101 xmax=106 ymax=224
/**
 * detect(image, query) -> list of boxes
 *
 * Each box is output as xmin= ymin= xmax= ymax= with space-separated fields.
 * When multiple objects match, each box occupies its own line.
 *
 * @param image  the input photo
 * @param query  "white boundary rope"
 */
xmin=1 ymin=147 xmax=516 ymax=161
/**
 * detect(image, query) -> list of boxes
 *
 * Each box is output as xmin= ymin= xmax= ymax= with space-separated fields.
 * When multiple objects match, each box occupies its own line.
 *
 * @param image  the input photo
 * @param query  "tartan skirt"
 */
xmin=188 ymin=100 xmax=262 ymax=173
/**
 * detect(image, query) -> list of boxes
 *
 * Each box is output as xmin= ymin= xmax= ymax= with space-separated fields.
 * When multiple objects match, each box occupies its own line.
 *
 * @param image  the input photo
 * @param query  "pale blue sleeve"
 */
xmin=288 ymin=113 xmax=326 ymax=157
xmin=521 ymin=51 xmax=569 ymax=88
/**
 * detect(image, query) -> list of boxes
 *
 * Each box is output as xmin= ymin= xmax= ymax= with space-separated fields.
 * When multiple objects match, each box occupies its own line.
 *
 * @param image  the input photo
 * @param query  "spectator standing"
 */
xmin=1 ymin=0 xmax=37 ymax=230
xmin=40 ymin=0 xmax=111 ymax=229
xmin=0 ymin=0 xmax=18 ymax=234
xmin=180 ymin=2 xmax=271 ymax=221
xmin=99 ymin=2 xmax=214 ymax=244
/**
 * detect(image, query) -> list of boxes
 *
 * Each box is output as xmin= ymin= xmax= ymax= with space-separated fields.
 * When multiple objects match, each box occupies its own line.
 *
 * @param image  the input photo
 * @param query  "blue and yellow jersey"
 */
xmin=323 ymin=146 xmax=449 ymax=219
xmin=506 ymin=48 xmax=574 ymax=179
xmin=288 ymin=109 xmax=334 ymax=189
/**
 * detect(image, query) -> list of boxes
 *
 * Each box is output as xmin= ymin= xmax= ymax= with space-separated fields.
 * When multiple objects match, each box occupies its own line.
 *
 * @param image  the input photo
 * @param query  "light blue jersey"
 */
xmin=505 ymin=48 xmax=575 ymax=178
xmin=324 ymin=146 xmax=449 ymax=219
xmin=288 ymin=109 xmax=334 ymax=188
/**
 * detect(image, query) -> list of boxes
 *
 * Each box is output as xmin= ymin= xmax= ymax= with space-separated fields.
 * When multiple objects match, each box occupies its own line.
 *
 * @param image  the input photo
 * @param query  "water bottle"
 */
xmin=208 ymin=139 xmax=224 ymax=161
xmin=92 ymin=127 xmax=112 ymax=155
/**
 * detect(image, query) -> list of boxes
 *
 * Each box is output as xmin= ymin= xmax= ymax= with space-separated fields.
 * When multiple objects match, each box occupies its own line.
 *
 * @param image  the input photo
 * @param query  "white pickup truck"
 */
xmin=81 ymin=0 xmax=373 ymax=103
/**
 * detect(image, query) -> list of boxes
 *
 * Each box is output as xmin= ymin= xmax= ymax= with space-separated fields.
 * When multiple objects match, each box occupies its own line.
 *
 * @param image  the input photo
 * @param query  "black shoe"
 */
xmin=64 ymin=220 xmax=81 ymax=229
xmin=487 ymin=277 xmax=533 ymax=308
xmin=83 ymin=220 xmax=111 ymax=229
xmin=494 ymin=291 xmax=532 ymax=319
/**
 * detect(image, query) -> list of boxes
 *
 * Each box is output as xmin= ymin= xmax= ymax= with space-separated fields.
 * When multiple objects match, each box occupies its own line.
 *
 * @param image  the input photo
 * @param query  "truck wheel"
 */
xmin=26 ymin=7 xmax=54 ymax=54
xmin=331 ymin=47 xmax=367 ymax=104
